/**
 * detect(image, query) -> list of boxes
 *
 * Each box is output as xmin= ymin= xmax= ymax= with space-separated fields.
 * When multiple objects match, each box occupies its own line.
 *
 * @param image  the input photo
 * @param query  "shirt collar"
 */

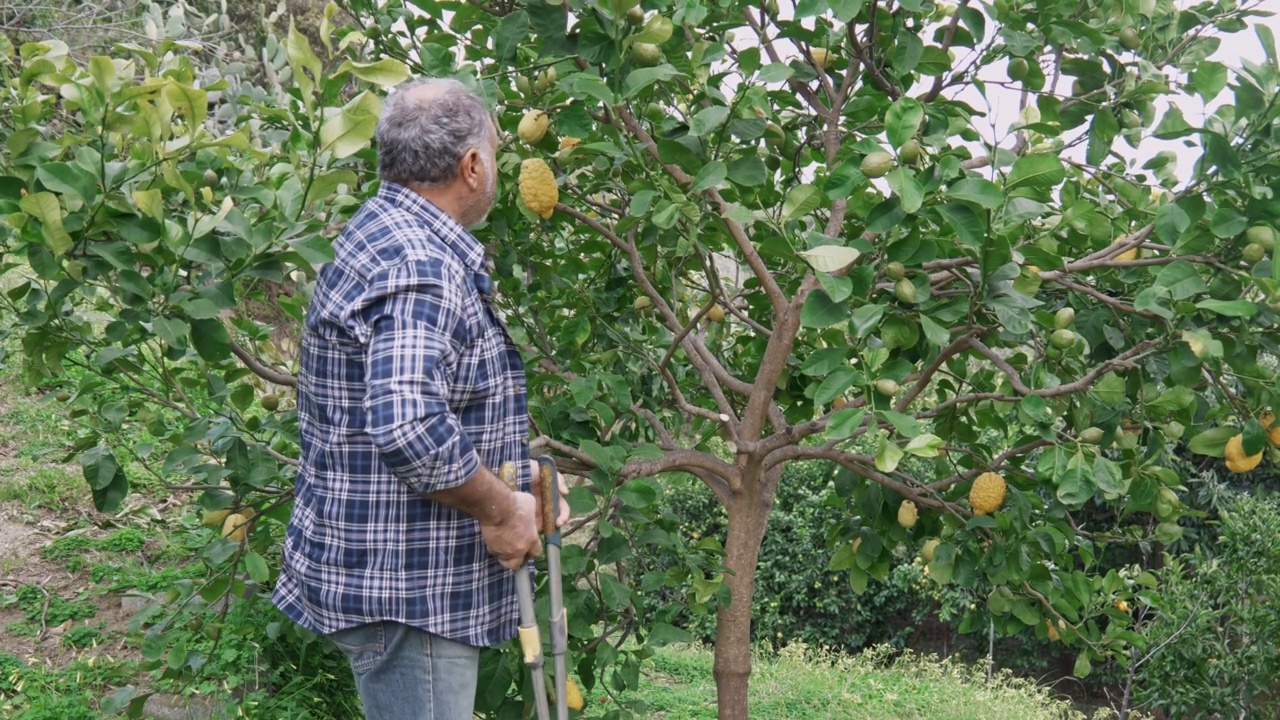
xmin=377 ymin=181 xmax=487 ymax=272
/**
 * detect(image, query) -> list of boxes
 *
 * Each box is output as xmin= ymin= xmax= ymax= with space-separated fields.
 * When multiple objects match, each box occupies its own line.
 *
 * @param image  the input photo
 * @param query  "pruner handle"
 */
xmin=535 ymin=455 xmax=560 ymax=540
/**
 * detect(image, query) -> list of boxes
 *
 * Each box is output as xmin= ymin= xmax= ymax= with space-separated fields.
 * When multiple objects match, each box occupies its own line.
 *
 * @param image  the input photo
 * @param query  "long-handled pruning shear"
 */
xmin=500 ymin=456 xmax=570 ymax=720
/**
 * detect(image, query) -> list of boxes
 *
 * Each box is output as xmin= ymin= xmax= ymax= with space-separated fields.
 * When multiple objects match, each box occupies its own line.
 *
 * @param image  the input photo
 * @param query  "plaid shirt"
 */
xmin=273 ymin=182 xmax=531 ymax=648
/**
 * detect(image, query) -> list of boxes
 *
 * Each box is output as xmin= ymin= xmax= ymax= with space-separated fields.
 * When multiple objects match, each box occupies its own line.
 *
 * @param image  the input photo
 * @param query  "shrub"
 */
xmin=1134 ymin=491 xmax=1280 ymax=719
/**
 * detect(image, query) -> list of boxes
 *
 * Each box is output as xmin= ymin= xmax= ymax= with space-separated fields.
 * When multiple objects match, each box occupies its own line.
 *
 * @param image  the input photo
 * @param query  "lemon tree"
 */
xmin=350 ymin=0 xmax=1280 ymax=715
xmin=2 ymin=0 xmax=1280 ymax=717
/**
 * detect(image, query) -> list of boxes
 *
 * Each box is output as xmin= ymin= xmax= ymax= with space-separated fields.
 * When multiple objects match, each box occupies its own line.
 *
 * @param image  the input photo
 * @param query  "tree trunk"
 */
xmin=713 ymin=476 xmax=775 ymax=720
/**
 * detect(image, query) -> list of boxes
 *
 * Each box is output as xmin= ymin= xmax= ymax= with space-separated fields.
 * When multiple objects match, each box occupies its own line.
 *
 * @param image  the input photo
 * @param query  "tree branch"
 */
xmin=231 ymin=342 xmax=297 ymax=388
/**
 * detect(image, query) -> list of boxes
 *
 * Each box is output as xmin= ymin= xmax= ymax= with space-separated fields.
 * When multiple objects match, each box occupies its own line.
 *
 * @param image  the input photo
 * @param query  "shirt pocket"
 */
xmin=448 ymin=274 xmax=508 ymax=408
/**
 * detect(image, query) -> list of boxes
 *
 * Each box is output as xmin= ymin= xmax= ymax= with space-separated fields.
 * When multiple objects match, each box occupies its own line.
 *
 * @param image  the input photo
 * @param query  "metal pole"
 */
xmin=538 ymin=456 xmax=570 ymax=720
xmin=500 ymin=462 xmax=551 ymax=720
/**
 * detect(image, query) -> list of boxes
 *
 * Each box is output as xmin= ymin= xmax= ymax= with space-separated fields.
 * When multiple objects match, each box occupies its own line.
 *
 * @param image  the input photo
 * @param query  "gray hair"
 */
xmin=376 ymin=78 xmax=492 ymax=187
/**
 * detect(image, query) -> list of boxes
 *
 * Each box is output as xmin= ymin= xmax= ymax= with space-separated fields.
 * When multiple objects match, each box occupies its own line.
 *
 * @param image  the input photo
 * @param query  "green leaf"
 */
xmin=189 ymin=318 xmax=230 ymax=363
xmin=132 ymin=189 xmax=163 ymax=221
xmin=616 ymin=479 xmax=659 ymax=508
xmin=826 ymin=408 xmax=866 ymax=440
xmin=623 ymin=65 xmax=682 ymax=98
xmin=814 ymin=368 xmax=858 ymax=406
xmin=1074 ymin=650 xmax=1092 ymax=679
xmin=916 ymin=46 xmax=952 ymax=76
xmin=946 ymin=178 xmax=1003 ymax=209
xmin=333 ymin=58 xmax=411 ymax=87
xmin=802 ymin=347 xmax=847 ymax=376
xmin=689 ymin=106 xmax=730 ymax=136
xmin=647 ymin=623 xmax=693 ymax=647
xmin=491 ymin=10 xmax=528 ymax=62
xmin=1154 ymin=261 xmax=1208 ymax=300
xmin=782 ymin=184 xmax=823 ymax=222
xmin=1187 ymin=426 xmax=1236 ymax=457
xmin=162 ymin=80 xmax=208 ymax=132
xmin=1092 ymin=455 xmax=1128 ymax=496
xmin=904 ymin=433 xmax=943 ymax=457
xmin=18 ymin=191 xmax=72 ymax=255
xmin=798 ymin=245 xmax=860 ymax=273
xmin=936 ymin=202 xmax=987 ymax=249
xmin=1006 ymin=154 xmax=1065 ymax=192
xmin=1154 ymin=203 xmax=1191 ymax=244
xmin=598 ymin=573 xmax=632 ymax=610
xmin=1085 ymin=109 xmax=1119 ymax=166
xmin=756 ymin=63 xmax=794 ymax=83
xmin=1209 ymin=208 xmax=1248 ymax=239
xmin=886 ymin=168 xmax=924 ymax=213
xmin=850 ymin=304 xmax=886 ymax=338
xmin=286 ymin=20 xmax=323 ymax=105
xmin=1195 ymin=299 xmax=1257 ymax=317
xmin=919 ymin=314 xmax=950 ymax=347
xmin=885 ymin=97 xmax=924 ymax=148
xmin=727 ymin=156 xmax=768 ymax=187
xmin=245 ymin=551 xmax=270 ymax=583
xmin=36 ymin=162 xmax=97 ymax=206
xmin=800 ymin=289 xmax=851 ymax=328
xmin=319 ymin=91 xmax=381 ymax=159
xmin=875 ymin=434 xmax=905 ymax=473
xmin=1190 ymin=61 xmax=1228 ymax=102
xmin=828 ymin=0 xmax=865 ymax=23
xmin=80 ymin=446 xmax=129 ymax=513
xmin=1091 ymin=374 xmax=1126 ymax=406
xmin=1056 ymin=450 xmax=1094 ymax=505
xmin=690 ymin=161 xmax=727 ymax=192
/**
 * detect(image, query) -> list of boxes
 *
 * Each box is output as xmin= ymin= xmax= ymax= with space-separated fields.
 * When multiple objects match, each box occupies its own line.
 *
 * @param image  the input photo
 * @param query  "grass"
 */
xmin=615 ymin=643 xmax=1115 ymax=720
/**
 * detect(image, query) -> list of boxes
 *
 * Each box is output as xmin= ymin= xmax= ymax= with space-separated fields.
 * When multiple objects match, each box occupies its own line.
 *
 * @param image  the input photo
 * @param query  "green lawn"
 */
xmin=611 ymin=644 xmax=1107 ymax=720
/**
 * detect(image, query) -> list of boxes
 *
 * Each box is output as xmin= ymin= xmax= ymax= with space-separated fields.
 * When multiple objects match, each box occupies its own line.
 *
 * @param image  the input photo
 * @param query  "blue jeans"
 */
xmin=328 ymin=621 xmax=480 ymax=720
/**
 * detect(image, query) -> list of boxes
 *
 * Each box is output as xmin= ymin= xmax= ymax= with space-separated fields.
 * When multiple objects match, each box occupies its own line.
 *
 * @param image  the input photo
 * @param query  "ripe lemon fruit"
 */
xmin=1261 ymin=412 xmax=1280 ymax=446
xmin=1224 ymin=433 xmax=1263 ymax=473
xmin=969 ymin=472 xmax=1007 ymax=515
xmin=922 ymin=538 xmax=940 ymax=563
xmin=897 ymin=500 xmax=918 ymax=529
xmin=221 ymin=513 xmax=249 ymax=542
xmin=707 ymin=303 xmax=725 ymax=322
xmin=518 ymin=159 xmax=558 ymax=219
xmin=518 ymin=110 xmax=550 ymax=145
xmin=202 ymin=508 xmax=233 ymax=529
xmin=565 ymin=676 xmax=585 ymax=711
xmin=809 ymin=47 xmax=834 ymax=69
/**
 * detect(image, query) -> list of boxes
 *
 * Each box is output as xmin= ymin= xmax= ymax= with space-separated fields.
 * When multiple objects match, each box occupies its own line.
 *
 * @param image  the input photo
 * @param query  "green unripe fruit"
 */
xmin=765 ymin=122 xmax=785 ymax=149
xmin=1243 ymin=242 xmax=1266 ymax=265
xmin=885 ymin=261 xmax=906 ymax=281
xmin=1154 ymin=487 xmax=1179 ymax=521
xmin=893 ymin=277 xmax=918 ymax=304
xmin=899 ymin=139 xmax=921 ymax=165
xmin=1049 ymin=328 xmax=1077 ymax=349
xmin=632 ymin=42 xmax=663 ymax=68
xmin=1120 ymin=110 xmax=1141 ymax=129
xmin=261 ymin=394 xmax=280 ymax=412
xmin=633 ymin=296 xmax=652 ymax=311
xmin=874 ymin=378 xmax=901 ymax=397
xmin=1118 ymin=27 xmax=1140 ymax=50
xmin=1053 ymin=307 xmax=1076 ymax=330
xmin=627 ymin=5 xmax=645 ymax=24
xmin=515 ymin=75 xmax=531 ymax=95
xmin=1007 ymin=57 xmax=1029 ymax=81
xmin=861 ymin=151 xmax=894 ymax=178
xmin=1246 ymin=225 xmax=1276 ymax=252
xmin=534 ymin=67 xmax=557 ymax=93
xmin=1079 ymin=427 xmax=1105 ymax=444
xmin=55 ymin=391 xmax=71 ymax=402
xmin=1161 ymin=421 xmax=1185 ymax=441
xmin=203 ymin=169 xmax=219 ymax=187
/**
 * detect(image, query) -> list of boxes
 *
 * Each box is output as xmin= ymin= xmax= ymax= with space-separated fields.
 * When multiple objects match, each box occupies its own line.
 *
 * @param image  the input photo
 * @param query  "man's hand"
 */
xmin=479 ymin=490 xmax=541 ymax=570
xmin=531 ymin=460 xmax=571 ymax=529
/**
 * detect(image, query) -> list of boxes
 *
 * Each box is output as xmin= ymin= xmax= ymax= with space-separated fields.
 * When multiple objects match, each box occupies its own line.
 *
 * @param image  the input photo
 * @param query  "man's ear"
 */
xmin=459 ymin=148 xmax=484 ymax=190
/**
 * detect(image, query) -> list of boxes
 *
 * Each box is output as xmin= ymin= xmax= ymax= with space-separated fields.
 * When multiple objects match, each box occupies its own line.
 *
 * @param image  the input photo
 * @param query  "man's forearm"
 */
xmin=423 ymin=464 xmax=517 ymax=524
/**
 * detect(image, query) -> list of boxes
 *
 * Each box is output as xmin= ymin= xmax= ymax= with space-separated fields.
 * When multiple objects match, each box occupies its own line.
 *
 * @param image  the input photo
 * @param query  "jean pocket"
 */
xmin=328 ymin=622 xmax=386 ymax=675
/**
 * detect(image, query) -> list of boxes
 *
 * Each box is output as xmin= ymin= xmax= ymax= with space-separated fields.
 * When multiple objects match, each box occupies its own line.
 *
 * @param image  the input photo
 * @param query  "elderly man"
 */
xmin=273 ymin=77 xmax=566 ymax=719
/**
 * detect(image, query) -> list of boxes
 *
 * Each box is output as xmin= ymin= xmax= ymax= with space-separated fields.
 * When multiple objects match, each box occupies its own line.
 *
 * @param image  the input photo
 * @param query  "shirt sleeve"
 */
xmin=359 ymin=260 xmax=481 ymax=494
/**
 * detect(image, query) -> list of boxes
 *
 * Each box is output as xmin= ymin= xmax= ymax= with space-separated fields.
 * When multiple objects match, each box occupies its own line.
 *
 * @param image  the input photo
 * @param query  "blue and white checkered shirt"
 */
xmin=273 ymin=182 xmax=531 ymax=648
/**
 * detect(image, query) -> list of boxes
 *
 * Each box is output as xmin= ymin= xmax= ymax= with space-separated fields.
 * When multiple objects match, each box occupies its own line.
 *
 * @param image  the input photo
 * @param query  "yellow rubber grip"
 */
xmin=518 ymin=625 xmax=541 ymax=664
